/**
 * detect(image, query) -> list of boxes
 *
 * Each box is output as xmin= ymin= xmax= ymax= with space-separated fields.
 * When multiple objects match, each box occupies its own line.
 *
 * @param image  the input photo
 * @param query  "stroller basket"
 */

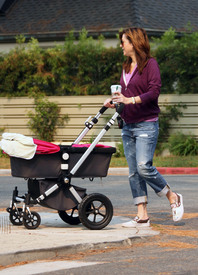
xmin=28 ymin=179 xmax=86 ymax=211
xmin=10 ymin=145 xmax=116 ymax=178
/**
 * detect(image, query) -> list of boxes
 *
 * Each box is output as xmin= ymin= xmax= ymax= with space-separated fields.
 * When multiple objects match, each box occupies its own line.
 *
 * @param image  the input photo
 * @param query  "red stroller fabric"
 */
xmin=33 ymin=139 xmax=60 ymax=154
xmin=72 ymin=144 xmax=111 ymax=148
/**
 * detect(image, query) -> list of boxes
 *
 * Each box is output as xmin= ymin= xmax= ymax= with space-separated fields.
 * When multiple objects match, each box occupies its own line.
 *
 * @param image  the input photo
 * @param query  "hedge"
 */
xmin=0 ymin=28 xmax=197 ymax=97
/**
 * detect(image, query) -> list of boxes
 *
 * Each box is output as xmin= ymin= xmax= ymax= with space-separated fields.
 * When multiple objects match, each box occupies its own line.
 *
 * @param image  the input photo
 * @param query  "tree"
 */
xmin=28 ymin=95 xmax=69 ymax=141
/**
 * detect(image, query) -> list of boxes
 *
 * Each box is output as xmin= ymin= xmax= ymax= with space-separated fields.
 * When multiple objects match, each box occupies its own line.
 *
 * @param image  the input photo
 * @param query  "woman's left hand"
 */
xmin=113 ymin=92 xmax=141 ymax=105
xmin=112 ymin=92 xmax=131 ymax=105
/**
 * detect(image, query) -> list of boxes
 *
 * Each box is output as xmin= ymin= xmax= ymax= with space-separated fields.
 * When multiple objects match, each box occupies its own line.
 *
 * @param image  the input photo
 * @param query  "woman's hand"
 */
xmin=112 ymin=92 xmax=130 ymax=105
xmin=112 ymin=92 xmax=142 ymax=105
xmin=104 ymin=98 xmax=115 ymax=108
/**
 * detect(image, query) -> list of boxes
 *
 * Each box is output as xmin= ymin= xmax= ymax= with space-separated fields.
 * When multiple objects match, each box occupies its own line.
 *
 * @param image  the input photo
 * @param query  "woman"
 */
xmin=104 ymin=28 xmax=184 ymax=227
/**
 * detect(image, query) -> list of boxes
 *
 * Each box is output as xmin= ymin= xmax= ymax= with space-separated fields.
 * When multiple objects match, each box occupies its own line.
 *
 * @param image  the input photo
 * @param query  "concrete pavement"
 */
xmin=0 ymin=211 xmax=159 ymax=267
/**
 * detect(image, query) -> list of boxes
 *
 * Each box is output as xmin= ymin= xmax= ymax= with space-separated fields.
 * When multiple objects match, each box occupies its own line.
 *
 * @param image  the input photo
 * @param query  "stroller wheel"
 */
xmin=23 ymin=211 xmax=41 ymax=230
xmin=9 ymin=208 xmax=23 ymax=226
xmin=78 ymin=193 xmax=113 ymax=230
xmin=58 ymin=208 xmax=81 ymax=225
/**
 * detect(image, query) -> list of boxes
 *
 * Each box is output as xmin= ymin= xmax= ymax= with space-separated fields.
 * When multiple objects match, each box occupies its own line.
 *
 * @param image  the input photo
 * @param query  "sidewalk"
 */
xmin=0 ymin=211 xmax=159 ymax=267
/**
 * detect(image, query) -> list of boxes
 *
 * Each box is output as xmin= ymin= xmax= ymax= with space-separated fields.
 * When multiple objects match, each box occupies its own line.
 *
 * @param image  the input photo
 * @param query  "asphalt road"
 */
xmin=1 ymin=175 xmax=198 ymax=274
xmin=1 ymin=174 xmax=198 ymax=214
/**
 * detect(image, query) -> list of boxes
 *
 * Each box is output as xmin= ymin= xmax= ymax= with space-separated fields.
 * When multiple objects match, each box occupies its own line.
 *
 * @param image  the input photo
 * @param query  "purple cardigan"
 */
xmin=120 ymin=57 xmax=161 ymax=123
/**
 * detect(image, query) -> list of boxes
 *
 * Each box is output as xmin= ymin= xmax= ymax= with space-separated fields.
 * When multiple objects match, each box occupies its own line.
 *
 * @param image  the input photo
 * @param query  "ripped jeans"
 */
xmin=122 ymin=121 xmax=170 ymax=205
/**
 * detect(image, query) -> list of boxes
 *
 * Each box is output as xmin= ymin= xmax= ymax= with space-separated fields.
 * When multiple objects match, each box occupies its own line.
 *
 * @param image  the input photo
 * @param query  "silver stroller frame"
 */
xmin=7 ymin=104 xmax=124 ymax=230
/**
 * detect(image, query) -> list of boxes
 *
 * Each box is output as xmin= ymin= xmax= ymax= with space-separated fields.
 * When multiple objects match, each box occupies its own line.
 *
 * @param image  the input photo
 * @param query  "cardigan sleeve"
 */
xmin=139 ymin=58 xmax=161 ymax=104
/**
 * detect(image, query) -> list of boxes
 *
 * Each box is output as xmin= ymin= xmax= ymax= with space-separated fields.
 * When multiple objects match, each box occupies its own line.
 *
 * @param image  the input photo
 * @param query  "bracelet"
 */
xmin=131 ymin=97 xmax=136 ymax=104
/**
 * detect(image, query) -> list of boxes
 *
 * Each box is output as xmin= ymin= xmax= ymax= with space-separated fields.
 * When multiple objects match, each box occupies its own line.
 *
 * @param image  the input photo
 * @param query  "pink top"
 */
xmin=125 ymin=64 xmax=137 ymax=85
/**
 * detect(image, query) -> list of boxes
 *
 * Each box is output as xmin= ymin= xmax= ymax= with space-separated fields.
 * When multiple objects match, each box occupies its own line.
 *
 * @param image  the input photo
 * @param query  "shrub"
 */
xmin=0 ymin=28 xmax=197 ymax=97
xmin=27 ymin=96 xmax=69 ymax=141
xmin=158 ymin=103 xmax=186 ymax=144
xmin=114 ymin=140 xmax=125 ymax=157
xmin=0 ymin=149 xmax=9 ymax=158
xmin=0 ymin=29 xmax=123 ymax=97
xmin=152 ymin=27 xmax=198 ymax=94
xmin=0 ymin=36 xmax=48 ymax=96
xmin=167 ymin=132 xmax=198 ymax=156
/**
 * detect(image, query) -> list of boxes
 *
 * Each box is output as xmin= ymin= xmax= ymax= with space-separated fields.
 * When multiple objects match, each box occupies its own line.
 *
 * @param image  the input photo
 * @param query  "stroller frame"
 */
xmin=7 ymin=104 xmax=124 ymax=230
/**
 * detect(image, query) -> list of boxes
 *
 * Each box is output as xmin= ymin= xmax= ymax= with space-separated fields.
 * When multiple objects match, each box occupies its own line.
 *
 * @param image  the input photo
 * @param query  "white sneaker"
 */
xmin=171 ymin=193 xmax=184 ymax=222
xmin=122 ymin=216 xmax=150 ymax=228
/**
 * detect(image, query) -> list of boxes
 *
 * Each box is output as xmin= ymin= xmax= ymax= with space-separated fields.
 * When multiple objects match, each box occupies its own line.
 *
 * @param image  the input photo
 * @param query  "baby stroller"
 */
xmin=5 ymin=104 xmax=124 ymax=230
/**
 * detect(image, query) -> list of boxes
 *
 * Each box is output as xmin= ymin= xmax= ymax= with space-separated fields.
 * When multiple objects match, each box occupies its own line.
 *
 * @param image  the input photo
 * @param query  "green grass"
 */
xmin=0 ymin=157 xmax=10 ymax=169
xmin=110 ymin=155 xmax=198 ymax=167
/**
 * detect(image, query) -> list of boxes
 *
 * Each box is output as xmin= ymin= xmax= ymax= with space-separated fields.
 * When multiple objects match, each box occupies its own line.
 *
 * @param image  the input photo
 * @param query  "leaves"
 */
xmin=167 ymin=132 xmax=198 ymax=156
xmin=27 ymin=97 xmax=69 ymax=141
xmin=152 ymin=28 xmax=198 ymax=94
xmin=0 ymin=28 xmax=197 ymax=97
xmin=0 ymin=30 xmax=123 ymax=96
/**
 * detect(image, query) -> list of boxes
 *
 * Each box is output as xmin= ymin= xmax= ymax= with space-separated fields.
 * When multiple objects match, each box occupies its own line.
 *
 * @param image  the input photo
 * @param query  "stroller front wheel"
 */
xmin=58 ymin=207 xmax=81 ymax=225
xmin=9 ymin=207 xmax=23 ymax=226
xmin=78 ymin=193 xmax=113 ymax=230
xmin=23 ymin=211 xmax=41 ymax=230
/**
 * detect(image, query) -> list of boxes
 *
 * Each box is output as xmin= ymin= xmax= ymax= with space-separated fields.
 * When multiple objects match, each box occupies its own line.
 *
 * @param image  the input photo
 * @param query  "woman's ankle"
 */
xmin=137 ymin=203 xmax=149 ymax=220
xmin=166 ymin=190 xmax=177 ymax=204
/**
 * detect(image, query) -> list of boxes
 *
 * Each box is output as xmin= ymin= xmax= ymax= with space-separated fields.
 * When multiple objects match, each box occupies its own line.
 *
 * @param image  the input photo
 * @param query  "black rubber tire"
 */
xmin=23 ymin=211 xmax=41 ymax=230
xmin=78 ymin=193 xmax=113 ymax=230
xmin=58 ymin=207 xmax=81 ymax=225
xmin=9 ymin=208 xmax=23 ymax=226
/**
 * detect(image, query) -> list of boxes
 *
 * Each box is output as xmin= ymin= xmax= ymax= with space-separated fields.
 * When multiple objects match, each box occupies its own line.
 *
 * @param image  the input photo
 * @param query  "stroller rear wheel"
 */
xmin=9 ymin=207 xmax=23 ymax=226
xmin=78 ymin=193 xmax=113 ymax=230
xmin=58 ymin=207 xmax=81 ymax=225
xmin=23 ymin=211 xmax=41 ymax=229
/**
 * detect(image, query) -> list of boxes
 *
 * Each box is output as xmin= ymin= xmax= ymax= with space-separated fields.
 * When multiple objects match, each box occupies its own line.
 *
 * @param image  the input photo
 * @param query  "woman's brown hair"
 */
xmin=119 ymin=28 xmax=151 ymax=74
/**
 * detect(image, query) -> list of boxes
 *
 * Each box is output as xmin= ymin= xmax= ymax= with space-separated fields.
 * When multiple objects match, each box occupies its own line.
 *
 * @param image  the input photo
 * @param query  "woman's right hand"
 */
xmin=104 ymin=98 xmax=115 ymax=108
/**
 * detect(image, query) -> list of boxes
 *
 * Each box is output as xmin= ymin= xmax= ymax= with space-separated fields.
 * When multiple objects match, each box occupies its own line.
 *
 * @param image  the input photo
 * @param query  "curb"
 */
xmin=0 ymin=236 xmax=148 ymax=266
xmin=108 ymin=167 xmax=198 ymax=175
xmin=157 ymin=167 xmax=198 ymax=175
xmin=0 ymin=169 xmax=11 ymax=175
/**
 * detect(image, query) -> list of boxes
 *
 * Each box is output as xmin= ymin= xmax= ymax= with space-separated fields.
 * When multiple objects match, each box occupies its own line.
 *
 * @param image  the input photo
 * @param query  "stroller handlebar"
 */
xmin=99 ymin=105 xmax=108 ymax=114
xmin=100 ymin=102 xmax=124 ymax=115
xmin=73 ymin=103 xmax=124 ymax=145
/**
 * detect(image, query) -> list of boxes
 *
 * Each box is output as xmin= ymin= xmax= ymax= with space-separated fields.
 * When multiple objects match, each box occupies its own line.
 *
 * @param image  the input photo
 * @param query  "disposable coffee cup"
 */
xmin=111 ymin=85 xmax=122 ymax=104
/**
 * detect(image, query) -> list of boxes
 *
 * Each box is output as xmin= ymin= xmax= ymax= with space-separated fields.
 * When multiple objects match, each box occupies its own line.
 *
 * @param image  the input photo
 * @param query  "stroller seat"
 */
xmin=10 ymin=143 xmax=116 ymax=178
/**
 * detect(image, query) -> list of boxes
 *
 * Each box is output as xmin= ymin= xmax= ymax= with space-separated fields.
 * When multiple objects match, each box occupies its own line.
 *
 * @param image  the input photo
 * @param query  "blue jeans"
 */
xmin=122 ymin=121 xmax=170 ymax=205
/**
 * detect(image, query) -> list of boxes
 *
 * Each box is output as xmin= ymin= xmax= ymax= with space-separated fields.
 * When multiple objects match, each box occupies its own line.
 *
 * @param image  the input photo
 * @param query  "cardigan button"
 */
xmin=125 ymin=88 xmax=127 ymax=90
